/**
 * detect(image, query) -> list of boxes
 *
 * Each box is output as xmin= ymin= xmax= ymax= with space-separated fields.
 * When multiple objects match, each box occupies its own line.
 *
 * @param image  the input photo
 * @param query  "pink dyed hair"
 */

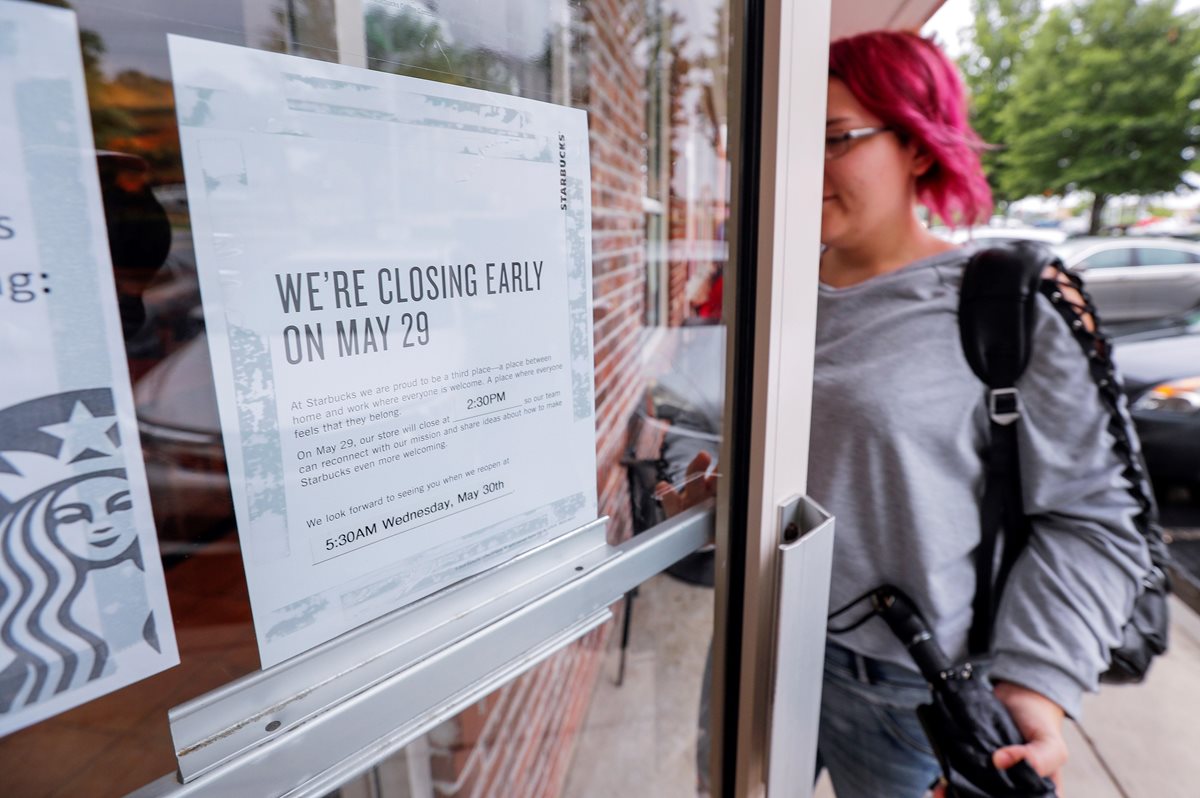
xmin=829 ymin=31 xmax=993 ymax=227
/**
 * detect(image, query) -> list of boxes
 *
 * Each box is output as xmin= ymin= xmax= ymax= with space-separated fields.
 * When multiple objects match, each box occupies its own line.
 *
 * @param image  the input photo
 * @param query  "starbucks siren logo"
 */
xmin=0 ymin=389 xmax=150 ymax=714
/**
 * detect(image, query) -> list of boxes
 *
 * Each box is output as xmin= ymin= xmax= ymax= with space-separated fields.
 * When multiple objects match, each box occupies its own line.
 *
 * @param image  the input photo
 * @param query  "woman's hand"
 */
xmin=991 ymin=681 xmax=1068 ymax=793
xmin=931 ymin=681 xmax=1068 ymax=797
xmin=655 ymin=451 xmax=717 ymax=518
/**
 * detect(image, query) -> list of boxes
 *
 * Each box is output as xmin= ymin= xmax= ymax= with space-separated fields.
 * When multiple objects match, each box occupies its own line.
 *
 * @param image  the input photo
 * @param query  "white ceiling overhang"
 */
xmin=831 ymin=0 xmax=948 ymax=38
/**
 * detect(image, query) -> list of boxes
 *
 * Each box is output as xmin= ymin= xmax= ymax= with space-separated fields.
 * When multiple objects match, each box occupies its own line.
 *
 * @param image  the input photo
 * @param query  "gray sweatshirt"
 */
xmin=809 ymin=245 xmax=1151 ymax=717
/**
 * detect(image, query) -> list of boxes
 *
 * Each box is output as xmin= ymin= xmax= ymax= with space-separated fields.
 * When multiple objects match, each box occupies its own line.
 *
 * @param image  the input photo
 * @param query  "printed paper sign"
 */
xmin=0 ymin=0 xmax=179 ymax=736
xmin=168 ymin=36 xmax=598 ymax=667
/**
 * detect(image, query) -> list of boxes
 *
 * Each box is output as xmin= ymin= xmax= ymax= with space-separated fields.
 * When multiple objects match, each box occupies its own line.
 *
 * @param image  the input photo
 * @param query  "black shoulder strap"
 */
xmin=959 ymin=242 xmax=1055 ymax=656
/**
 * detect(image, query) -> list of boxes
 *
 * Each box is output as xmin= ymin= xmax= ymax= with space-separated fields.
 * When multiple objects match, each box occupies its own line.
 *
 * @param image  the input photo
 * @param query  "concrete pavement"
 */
xmin=567 ymin=575 xmax=1200 ymax=797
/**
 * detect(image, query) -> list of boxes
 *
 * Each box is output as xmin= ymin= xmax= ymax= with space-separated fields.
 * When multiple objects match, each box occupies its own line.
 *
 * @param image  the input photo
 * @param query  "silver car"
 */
xmin=1054 ymin=237 xmax=1200 ymax=323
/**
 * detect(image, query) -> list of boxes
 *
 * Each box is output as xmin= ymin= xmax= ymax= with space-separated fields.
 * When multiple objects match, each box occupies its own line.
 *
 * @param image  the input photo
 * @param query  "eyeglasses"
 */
xmin=825 ymin=126 xmax=892 ymax=160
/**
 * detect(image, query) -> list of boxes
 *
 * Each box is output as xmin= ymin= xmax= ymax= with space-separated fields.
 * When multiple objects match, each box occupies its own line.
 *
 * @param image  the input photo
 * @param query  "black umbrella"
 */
xmin=871 ymin=586 xmax=1057 ymax=798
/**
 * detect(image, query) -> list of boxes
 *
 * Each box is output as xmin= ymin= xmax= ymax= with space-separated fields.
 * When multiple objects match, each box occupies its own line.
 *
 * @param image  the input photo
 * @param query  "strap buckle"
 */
xmin=989 ymin=387 xmax=1021 ymax=426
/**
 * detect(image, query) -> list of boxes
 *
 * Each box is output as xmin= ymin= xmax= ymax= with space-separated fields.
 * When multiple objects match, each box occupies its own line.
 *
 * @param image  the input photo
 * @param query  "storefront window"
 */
xmin=0 ymin=1 xmax=732 ymax=794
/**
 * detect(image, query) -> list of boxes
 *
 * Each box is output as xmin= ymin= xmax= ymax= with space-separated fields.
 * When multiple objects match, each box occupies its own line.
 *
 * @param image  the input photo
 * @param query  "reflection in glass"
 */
xmin=0 ymin=1 xmax=732 ymax=795
xmin=365 ymin=0 xmax=558 ymax=100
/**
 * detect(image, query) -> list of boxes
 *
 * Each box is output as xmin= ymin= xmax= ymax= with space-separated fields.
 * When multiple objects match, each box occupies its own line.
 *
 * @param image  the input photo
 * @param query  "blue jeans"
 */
xmin=817 ymin=641 xmax=942 ymax=798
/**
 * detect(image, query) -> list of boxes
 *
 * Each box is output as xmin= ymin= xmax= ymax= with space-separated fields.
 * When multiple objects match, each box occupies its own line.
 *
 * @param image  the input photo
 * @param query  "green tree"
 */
xmin=958 ymin=0 xmax=1043 ymax=206
xmin=996 ymin=0 xmax=1200 ymax=233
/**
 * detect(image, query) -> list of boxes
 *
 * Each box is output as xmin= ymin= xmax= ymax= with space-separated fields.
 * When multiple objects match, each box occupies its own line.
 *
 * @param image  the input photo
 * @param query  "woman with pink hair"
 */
xmin=666 ymin=29 xmax=1155 ymax=798
xmin=812 ymin=30 xmax=1153 ymax=797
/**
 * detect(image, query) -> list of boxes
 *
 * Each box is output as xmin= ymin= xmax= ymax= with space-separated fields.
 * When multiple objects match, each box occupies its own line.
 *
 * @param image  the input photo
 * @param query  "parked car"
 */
xmin=1113 ymin=314 xmax=1200 ymax=489
xmin=1053 ymin=237 xmax=1200 ymax=324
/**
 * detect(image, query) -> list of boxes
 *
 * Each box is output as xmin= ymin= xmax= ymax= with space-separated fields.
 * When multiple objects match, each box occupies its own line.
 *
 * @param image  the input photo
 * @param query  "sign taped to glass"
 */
xmin=0 ymin=0 xmax=179 ymax=737
xmin=168 ymin=36 xmax=598 ymax=667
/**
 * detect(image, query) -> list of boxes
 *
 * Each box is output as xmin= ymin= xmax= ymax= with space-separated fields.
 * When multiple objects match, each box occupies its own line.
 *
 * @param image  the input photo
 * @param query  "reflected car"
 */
xmin=1054 ymin=237 xmax=1200 ymax=324
xmin=1114 ymin=316 xmax=1200 ymax=488
xmin=133 ymin=335 xmax=234 ymax=549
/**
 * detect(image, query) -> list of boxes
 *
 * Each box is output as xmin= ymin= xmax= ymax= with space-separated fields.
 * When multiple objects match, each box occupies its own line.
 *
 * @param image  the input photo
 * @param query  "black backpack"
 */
xmin=958 ymin=241 xmax=1170 ymax=684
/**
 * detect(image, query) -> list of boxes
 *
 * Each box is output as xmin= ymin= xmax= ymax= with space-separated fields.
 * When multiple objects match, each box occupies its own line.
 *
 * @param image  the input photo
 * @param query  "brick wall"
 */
xmin=428 ymin=625 xmax=608 ymax=797
xmin=426 ymin=1 xmax=728 ymax=794
xmin=588 ymin=0 xmax=654 ymax=554
xmin=425 ymin=3 xmax=648 ymax=793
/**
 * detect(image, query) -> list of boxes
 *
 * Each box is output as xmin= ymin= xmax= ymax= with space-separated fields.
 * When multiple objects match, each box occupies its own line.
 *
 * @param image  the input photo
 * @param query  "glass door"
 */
xmin=0 ymin=0 xmax=836 ymax=796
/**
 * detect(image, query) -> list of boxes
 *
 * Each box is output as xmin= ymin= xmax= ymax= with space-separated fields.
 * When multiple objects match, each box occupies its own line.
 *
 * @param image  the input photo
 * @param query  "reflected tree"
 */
xmin=261 ymin=0 xmax=339 ymax=61
xmin=364 ymin=4 xmax=552 ymax=98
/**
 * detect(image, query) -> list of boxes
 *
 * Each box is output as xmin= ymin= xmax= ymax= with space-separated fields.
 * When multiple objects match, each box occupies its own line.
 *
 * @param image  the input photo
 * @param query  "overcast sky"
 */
xmin=924 ymin=0 xmax=1200 ymax=56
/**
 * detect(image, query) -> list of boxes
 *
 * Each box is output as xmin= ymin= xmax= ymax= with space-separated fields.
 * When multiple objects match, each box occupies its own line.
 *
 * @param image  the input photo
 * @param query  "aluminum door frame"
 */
xmin=128 ymin=506 xmax=715 ymax=797
xmin=715 ymin=0 xmax=833 ymax=795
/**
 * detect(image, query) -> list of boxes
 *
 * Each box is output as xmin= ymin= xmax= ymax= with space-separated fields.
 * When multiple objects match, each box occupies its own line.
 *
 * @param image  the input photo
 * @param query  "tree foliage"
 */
xmin=961 ymin=0 xmax=1200 ymax=231
xmin=959 ymin=0 xmax=1043 ymax=204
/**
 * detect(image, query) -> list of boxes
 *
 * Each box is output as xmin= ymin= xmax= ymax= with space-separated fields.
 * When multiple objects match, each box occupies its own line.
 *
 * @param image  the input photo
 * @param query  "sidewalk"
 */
xmin=566 ymin=574 xmax=1200 ymax=797
xmin=1058 ymin=595 xmax=1200 ymax=798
